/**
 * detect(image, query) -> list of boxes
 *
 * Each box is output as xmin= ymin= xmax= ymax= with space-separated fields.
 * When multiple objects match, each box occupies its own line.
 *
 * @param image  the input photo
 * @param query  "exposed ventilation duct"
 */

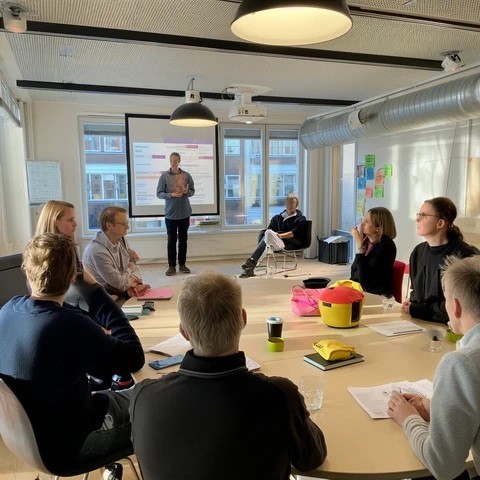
xmin=300 ymin=72 xmax=480 ymax=149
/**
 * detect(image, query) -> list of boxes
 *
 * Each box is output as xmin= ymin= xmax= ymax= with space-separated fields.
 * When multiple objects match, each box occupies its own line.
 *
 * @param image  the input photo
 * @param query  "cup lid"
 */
xmin=266 ymin=316 xmax=283 ymax=323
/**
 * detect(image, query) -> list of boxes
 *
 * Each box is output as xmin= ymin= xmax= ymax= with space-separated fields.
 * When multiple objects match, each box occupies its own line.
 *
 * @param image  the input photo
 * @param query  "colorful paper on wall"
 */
xmin=366 ymin=186 xmax=373 ymax=198
xmin=357 ymin=165 xmax=365 ymax=177
xmin=356 ymin=191 xmax=366 ymax=216
xmin=357 ymin=177 xmax=366 ymax=190
xmin=384 ymin=164 xmax=393 ymax=178
xmin=365 ymin=154 xmax=375 ymax=168
xmin=374 ymin=185 xmax=384 ymax=198
xmin=366 ymin=168 xmax=374 ymax=180
xmin=375 ymin=168 xmax=384 ymax=185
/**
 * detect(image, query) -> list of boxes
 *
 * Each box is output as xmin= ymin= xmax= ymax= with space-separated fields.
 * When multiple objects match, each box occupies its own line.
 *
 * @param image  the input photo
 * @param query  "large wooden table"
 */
xmin=129 ymin=278 xmax=464 ymax=479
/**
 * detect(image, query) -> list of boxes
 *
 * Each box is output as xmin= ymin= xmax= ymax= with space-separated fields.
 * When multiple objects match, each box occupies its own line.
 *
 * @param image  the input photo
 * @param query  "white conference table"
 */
xmin=129 ymin=277 xmax=468 ymax=479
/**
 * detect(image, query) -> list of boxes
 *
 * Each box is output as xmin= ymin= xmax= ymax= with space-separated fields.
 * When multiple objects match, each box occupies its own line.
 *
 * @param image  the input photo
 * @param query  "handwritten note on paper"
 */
xmin=348 ymin=380 xmax=433 ymax=419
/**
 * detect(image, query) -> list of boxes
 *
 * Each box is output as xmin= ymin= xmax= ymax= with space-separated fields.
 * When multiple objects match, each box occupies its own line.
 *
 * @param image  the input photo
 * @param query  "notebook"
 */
xmin=303 ymin=352 xmax=364 ymax=371
xmin=365 ymin=320 xmax=424 ymax=337
xmin=137 ymin=287 xmax=174 ymax=300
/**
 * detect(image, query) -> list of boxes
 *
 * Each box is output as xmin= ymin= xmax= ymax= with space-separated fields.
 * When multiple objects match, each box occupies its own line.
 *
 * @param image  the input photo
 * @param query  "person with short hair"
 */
xmin=240 ymin=194 xmax=307 ymax=278
xmin=129 ymin=271 xmax=327 ymax=480
xmin=388 ymin=255 xmax=480 ymax=480
xmin=350 ymin=206 xmax=397 ymax=296
xmin=402 ymin=197 xmax=479 ymax=324
xmin=0 ymin=233 xmax=145 ymax=473
xmin=156 ymin=152 xmax=195 ymax=276
xmin=82 ymin=206 xmax=149 ymax=299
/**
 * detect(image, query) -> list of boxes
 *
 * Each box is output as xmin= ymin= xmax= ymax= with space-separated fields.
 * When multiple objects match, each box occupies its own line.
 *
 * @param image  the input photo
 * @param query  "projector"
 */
xmin=229 ymin=104 xmax=266 ymax=123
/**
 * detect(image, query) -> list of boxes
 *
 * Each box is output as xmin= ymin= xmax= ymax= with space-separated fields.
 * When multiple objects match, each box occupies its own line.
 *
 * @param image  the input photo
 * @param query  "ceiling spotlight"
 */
xmin=2 ymin=4 xmax=27 ymax=33
xmin=441 ymin=51 xmax=464 ymax=73
xmin=230 ymin=0 xmax=352 ymax=46
xmin=169 ymin=78 xmax=218 ymax=128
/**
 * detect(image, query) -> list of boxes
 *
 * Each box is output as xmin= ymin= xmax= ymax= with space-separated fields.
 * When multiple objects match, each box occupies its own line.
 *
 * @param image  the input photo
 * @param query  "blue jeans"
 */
xmin=165 ymin=217 xmax=190 ymax=267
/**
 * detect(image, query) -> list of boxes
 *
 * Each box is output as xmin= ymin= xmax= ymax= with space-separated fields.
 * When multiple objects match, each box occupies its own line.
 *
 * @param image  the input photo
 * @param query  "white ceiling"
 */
xmin=1 ymin=0 xmax=480 ymax=120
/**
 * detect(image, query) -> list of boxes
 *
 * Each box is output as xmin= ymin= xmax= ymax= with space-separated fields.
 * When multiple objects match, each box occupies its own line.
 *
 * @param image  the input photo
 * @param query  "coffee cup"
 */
xmin=266 ymin=316 xmax=283 ymax=338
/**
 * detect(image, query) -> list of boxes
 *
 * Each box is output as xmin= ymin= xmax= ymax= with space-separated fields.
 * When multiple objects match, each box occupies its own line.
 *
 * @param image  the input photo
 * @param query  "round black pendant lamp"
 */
xmin=230 ymin=0 xmax=352 ymax=46
xmin=169 ymin=78 xmax=218 ymax=127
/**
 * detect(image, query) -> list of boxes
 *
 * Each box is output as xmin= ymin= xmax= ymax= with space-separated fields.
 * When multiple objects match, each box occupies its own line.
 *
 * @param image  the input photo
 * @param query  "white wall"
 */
xmin=0 ymin=113 xmax=30 ymax=255
xmin=355 ymin=119 xmax=480 ymax=262
xmin=28 ymin=101 xmax=317 ymax=262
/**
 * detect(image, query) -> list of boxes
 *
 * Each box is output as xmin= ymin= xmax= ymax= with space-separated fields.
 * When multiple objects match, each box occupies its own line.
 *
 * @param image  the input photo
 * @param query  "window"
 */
xmin=222 ymin=126 xmax=303 ymax=227
xmin=224 ymin=139 xmax=240 ymax=155
xmin=104 ymin=135 xmax=124 ymax=153
xmin=84 ymin=135 xmax=101 ymax=152
xmin=268 ymin=129 xmax=301 ymax=219
xmin=225 ymin=175 xmax=241 ymax=198
xmin=81 ymin=119 xmax=164 ymax=232
xmin=339 ymin=143 xmax=356 ymax=230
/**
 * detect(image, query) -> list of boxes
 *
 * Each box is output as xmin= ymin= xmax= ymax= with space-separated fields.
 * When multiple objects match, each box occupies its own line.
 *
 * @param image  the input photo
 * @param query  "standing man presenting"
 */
xmin=156 ymin=152 xmax=195 ymax=276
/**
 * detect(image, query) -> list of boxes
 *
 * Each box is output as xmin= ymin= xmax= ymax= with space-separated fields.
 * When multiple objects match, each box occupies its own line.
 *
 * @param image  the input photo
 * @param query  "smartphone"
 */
xmin=149 ymin=355 xmax=184 ymax=370
xmin=143 ymin=301 xmax=155 ymax=311
xmin=125 ymin=314 xmax=139 ymax=321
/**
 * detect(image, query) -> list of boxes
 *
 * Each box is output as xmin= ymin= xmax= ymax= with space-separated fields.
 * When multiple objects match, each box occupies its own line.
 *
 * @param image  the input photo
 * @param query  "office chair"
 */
xmin=392 ymin=260 xmax=406 ymax=304
xmin=265 ymin=220 xmax=313 ymax=275
xmin=0 ymin=378 xmax=141 ymax=480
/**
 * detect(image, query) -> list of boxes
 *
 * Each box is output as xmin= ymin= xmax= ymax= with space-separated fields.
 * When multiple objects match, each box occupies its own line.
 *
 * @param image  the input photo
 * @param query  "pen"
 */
xmin=392 ymin=329 xmax=422 ymax=335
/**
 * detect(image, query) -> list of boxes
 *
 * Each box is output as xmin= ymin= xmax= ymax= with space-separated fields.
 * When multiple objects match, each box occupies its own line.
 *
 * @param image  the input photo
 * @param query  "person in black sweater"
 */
xmin=0 ymin=233 xmax=145 ymax=472
xmin=129 ymin=271 xmax=327 ymax=480
xmin=402 ymin=197 xmax=479 ymax=324
xmin=240 ymin=195 xmax=307 ymax=278
xmin=350 ymin=207 xmax=397 ymax=296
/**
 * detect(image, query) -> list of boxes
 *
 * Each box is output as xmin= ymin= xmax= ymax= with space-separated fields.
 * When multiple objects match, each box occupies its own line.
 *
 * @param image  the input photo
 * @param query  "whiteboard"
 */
xmin=26 ymin=160 xmax=62 ymax=203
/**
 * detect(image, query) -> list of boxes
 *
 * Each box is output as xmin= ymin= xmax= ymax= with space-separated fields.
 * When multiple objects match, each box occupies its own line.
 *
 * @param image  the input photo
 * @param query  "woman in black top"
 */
xmin=350 ymin=207 xmax=397 ymax=296
xmin=402 ymin=196 xmax=479 ymax=324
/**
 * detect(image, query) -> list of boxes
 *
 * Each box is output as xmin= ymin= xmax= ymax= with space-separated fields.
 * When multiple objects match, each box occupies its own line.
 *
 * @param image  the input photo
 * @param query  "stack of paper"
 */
xmin=365 ymin=320 xmax=425 ymax=336
xmin=348 ymin=379 xmax=433 ymax=419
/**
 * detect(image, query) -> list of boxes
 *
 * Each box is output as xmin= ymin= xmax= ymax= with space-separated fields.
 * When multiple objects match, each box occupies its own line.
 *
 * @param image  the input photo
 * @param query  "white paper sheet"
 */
xmin=348 ymin=379 xmax=433 ymax=419
xmin=365 ymin=320 xmax=425 ymax=337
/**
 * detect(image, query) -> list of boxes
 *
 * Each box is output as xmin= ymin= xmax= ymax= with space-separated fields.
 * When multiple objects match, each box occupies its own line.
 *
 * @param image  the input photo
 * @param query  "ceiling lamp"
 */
xmin=230 ymin=0 xmax=352 ymax=46
xmin=170 ymin=78 xmax=218 ymax=127
xmin=2 ymin=4 xmax=27 ymax=33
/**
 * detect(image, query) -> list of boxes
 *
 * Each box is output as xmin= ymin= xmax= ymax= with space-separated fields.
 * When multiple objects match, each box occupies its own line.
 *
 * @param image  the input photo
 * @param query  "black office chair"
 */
xmin=265 ymin=220 xmax=313 ymax=275
xmin=0 ymin=378 xmax=141 ymax=479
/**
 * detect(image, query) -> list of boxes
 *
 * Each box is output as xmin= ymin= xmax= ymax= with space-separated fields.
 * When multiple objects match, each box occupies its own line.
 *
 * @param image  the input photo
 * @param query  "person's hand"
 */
xmin=350 ymin=226 xmax=363 ymax=246
xmin=182 ymin=183 xmax=190 ymax=195
xmin=403 ymin=393 xmax=430 ymax=422
xmin=401 ymin=299 xmax=411 ymax=314
xmin=136 ymin=283 xmax=150 ymax=294
xmin=171 ymin=192 xmax=182 ymax=198
xmin=387 ymin=391 xmax=420 ymax=425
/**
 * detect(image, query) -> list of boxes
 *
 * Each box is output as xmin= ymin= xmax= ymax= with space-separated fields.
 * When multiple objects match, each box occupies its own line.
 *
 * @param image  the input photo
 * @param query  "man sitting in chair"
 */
xmin=240 ymin=194 xmax=307 ymax=278
xmin=129 ymin=271 xmax=327 ymax=480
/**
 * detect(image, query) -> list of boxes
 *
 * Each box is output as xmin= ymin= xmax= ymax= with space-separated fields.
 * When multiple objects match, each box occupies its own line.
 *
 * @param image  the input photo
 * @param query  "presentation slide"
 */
xmin=125 ymin=114 xmax=219 ymax=217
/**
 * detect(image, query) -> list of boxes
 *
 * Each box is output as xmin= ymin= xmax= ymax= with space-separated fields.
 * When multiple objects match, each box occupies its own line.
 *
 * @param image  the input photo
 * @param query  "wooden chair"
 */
xmin=0 ymin=378 xmax=141 ymax=479
xmin=266 ymin=220 xmax=313 ymax=274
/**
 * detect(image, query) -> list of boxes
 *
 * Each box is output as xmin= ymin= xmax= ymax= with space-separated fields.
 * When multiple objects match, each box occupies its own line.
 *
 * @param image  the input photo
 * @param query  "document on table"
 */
xmin=365 ymin=320 xmax=425 ymax=336
xmin=348 ymin=379 xmax=433 ymax=419
xmin=150 ymin=333 xmax=261 ymax=371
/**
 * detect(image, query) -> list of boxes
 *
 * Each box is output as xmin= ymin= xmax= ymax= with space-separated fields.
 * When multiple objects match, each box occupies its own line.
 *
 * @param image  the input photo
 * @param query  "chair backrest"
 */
xmin=302 ymin=220 xmax=313 ymax=249
xmin=393 ymin=260 xmax=406 ymax=303
xmin=0 ymin=253 xmax=30 ymax=307
xmin=0 ymin=378 xmax=49 ymax=474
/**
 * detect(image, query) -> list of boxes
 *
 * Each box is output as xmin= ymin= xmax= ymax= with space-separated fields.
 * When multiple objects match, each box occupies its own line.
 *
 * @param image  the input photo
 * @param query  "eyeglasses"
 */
xmin=114 ymin=221 xmax=129 ymax=227
xmin=416 ymin=212 xmax=440 ymax=220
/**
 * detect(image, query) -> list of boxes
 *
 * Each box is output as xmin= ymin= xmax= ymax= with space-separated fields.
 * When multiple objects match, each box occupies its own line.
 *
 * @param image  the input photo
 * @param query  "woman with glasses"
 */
xmin=350 ymin=207 xmax=397 ymax=296
xmin=402 ymin=197 xmax=479 ymax=324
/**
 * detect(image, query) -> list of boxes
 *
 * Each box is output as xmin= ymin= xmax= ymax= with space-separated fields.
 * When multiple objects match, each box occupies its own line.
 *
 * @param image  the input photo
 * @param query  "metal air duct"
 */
xmin=300 ymin=72 xmax=480 ymax=149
